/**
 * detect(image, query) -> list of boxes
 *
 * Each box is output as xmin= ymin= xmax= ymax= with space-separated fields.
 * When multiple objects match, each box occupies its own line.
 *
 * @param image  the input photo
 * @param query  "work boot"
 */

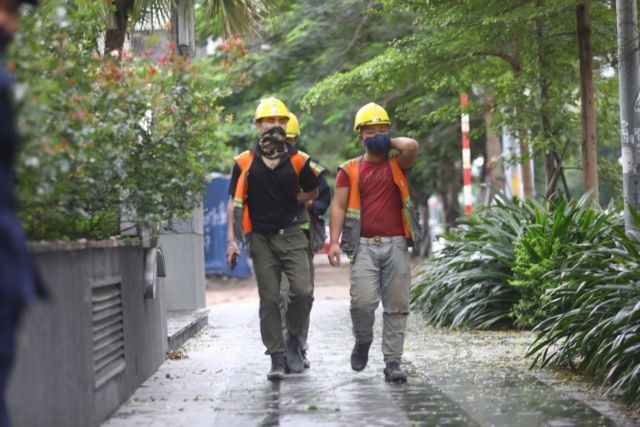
xmin=267 ymin=353 xmax=285 ymax=381
xmin=285 ymin=333 xmax=305 ymax=373
xmin=384 ymin=360 xmax=407 ymax=383
xmin=302 ymin=349 xmax=310 ymax=369
xmin=350 ymin=340 xmax=372 ymax=371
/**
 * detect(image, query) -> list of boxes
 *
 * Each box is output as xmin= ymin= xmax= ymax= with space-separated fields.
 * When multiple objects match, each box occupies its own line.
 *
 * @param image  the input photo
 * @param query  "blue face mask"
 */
xmin=364 ymin=134 xmax=391 ymax=152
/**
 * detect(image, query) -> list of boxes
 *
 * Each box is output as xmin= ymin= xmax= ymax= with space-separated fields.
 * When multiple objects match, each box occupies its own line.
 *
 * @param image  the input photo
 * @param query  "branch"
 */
xmin=331 ymin=11 xmax=371 ymax=72
xmin=381 ymin=83 xmax=420 ymax=105
xmin=474 ymin=50 xmax=520 ymax=72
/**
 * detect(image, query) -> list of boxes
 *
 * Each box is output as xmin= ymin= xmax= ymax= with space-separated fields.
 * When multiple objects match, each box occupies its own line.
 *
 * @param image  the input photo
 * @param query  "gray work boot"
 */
xmin=285 ymin=333 xmax=305 ymax=373
xmin=267 ymin=353 xmax=285 ymax=381
xmin=384 ymin=360 xmax=407 ymax=383
xmin=350 ymin=340 xmax=372 ymax=371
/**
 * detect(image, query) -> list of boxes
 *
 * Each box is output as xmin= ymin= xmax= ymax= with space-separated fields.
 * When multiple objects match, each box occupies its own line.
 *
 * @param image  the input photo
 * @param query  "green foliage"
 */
xmin=527 ymin=212 xmax=640 ymax=403
xmin=206 ymin=0 xmax=413 ymax=176
xmin=510 ymin=232 xmax=560 ymax=328
xmin=12 ymin=1 xmax=230 ymax=240
xmin=196 ymin=0 xmax=282 ymax=39
xmin=412 ymin=194 xmax=626 ymax=330
xmin=410 ymin=195 xmax=523 ymax=329
xmin=508 ymin=196 xmax=622 ymax=328
xmin=302 ymin=0 xmax=621 ymax=207
xmin=413 ymin=194 xmax=640 ymax=402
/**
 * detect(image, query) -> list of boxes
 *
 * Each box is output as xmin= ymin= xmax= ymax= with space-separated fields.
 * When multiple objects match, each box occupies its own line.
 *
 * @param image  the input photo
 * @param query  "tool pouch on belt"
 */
xmin=309 ymin=215 xmax=326 ymax=254
xmin=340 ymin=217 xmax=361 ymax=258
xmin=406 ymin=204 xmax=425 ymax=247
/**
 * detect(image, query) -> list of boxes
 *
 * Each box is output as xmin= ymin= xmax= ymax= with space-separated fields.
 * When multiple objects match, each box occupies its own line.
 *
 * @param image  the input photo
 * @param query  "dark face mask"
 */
xmin=364 ymin=134 xmax=391 ymax=153
xmin=0 ymin=30 xmax=13 ymax=57
xmin=258 ymin=126 xmax=287 ymax=159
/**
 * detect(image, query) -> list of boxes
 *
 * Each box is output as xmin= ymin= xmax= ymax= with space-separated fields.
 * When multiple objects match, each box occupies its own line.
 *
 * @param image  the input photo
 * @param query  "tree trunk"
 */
xmin=514 ymin=102 xmax=536 ymax=198
xmin=577 ymin=0 xmax=599 ymax=200
xmin=104 ymin=0 xmax=135 ymax=53
xmin=518 ymin=137 xmax=535 ymax=198
xmin=440 ymin=162 xmax=460 ymax=230
xmin=540 ymin=54 xmax=560 ymax=197
xmin=536 ymin=0 xmax=561 ymax=197
xmin=509 ymin=49 xmax=536 ymax=198
xmin=483 ymin=96 xmax=505 ymax=193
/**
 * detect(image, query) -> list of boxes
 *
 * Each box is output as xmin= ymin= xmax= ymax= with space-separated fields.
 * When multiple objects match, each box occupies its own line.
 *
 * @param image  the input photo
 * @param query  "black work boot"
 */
xmin=285 ymin=333 xmax=305 ymax=373
xmin=267 ymin=353 xmax=285 ymax=381
xmin=350 ymin=340 xmax=372 ymax=371
xmin=384 ymin=360 xmax=407 ymax=383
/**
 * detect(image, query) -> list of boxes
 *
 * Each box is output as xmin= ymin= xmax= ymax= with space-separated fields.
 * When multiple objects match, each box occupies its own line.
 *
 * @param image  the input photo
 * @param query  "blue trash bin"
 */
xmin=203 ymin=173 xmax=251 ymax=278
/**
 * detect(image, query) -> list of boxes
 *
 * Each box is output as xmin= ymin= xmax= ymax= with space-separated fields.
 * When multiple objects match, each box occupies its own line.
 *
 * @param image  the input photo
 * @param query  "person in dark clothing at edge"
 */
xmin=0 ymin=1 xmax=45 ymax=427
xmin=226 ymin=97 xmax=319 ymax=381
xmin=279 ymin=111 xmax=330 ymax=370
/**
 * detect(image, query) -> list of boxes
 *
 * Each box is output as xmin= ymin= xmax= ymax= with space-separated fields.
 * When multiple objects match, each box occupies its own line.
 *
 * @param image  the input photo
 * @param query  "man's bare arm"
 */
xmin=226 ymin=196 xmax=241 ymax=267
xmin=328 ymin=186 xmax=349 ymax=266
xmin=297 ymin=187 xmax=319 ymax=205
xmin=391 ymin=137 xmax=419 ymax=170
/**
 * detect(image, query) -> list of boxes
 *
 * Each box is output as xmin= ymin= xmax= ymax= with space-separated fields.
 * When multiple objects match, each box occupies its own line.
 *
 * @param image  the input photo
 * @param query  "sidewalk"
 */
xmin=103 ymin=257 xmax=638 ymax=426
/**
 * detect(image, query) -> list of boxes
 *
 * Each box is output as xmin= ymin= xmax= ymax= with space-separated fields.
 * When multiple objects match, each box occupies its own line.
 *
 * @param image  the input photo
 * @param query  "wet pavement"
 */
xmin=103 ymin=295 xmax=631 ymax=427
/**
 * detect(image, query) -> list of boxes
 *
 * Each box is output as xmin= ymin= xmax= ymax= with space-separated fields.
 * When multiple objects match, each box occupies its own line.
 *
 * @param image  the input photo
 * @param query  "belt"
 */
xmin=362 ymin=236 xmax=386 ymax=246
xmin=259 ymin=224 xmax=300 ymax=237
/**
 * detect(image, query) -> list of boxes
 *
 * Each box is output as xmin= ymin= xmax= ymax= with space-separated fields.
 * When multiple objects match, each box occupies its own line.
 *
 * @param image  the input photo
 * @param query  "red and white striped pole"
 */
xmin=461 ymin=93 xmax=472 ymax=216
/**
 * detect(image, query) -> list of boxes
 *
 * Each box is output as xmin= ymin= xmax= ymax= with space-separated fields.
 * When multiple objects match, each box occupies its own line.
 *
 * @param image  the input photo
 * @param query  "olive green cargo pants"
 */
xmin=250 ymin=226 xmax=313 ymax=355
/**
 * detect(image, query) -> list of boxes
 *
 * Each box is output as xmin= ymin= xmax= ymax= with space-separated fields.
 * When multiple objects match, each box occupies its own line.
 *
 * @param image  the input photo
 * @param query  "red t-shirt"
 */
xmin=336 ymin=159 xmax=405 ymax=237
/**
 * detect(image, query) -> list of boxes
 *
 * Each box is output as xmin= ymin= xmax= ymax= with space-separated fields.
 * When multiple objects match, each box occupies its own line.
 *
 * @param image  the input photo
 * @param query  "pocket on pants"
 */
xmin=282 ymin=228 xmax=309 ymax=251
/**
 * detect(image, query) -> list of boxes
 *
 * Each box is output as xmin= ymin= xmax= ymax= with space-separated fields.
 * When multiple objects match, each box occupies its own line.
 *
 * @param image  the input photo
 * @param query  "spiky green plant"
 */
xmin=527 ymin=209 xmax=640 ymax=403
xmin=509 ymin=194 xmax=621 ymax=328
xmin=410 ymin=194 xmax=524 ymax=329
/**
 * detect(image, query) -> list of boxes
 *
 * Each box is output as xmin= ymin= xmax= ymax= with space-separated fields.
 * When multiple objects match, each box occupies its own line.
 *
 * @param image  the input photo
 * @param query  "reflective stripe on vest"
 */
xmin=309 ymin=160 xmax=325 ymax=177
xmin=233 ymin=150 xmax=310 ymax=235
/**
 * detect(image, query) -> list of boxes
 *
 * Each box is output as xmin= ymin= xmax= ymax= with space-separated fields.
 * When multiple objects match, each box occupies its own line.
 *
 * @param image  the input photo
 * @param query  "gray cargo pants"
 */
xmin=250 ymin=226 xmax=313 ymax=355
xmin=350 ymin=236 xmax=410 ymax=363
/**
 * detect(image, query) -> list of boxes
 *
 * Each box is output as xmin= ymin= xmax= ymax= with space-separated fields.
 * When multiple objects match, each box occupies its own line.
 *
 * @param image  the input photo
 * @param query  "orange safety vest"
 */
xmin=338 ymin=156 xmax=420 ymax=261
xmin=232 ymin=150 xmax=310 ymax=240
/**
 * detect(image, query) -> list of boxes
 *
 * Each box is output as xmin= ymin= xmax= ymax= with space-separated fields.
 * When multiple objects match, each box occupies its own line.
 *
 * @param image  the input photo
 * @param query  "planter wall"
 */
xmin=7 ymin=241 xmax=167 ymax=427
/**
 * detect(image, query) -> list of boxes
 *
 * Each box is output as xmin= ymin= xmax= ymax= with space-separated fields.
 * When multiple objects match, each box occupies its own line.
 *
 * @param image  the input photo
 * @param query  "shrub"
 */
xmin=11 ymin=1 xmax=231 ymax=240
xmin=528 ymin=210 xmax=640 ymax=403
xmin=508 ymin=195 xmax=622 ymax=328
xmin=412 ymin=191 xmax=640 ymax=402
xmin=410 ymin=194 xmax=523 ymax=329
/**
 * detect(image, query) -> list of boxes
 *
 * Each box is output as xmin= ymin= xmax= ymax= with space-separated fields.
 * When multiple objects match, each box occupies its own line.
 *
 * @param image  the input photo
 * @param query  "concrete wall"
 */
xmin=160 ymin=208 xmax=206 ymax=311
xmin=7 ymin=241 xmax=167 ymax=427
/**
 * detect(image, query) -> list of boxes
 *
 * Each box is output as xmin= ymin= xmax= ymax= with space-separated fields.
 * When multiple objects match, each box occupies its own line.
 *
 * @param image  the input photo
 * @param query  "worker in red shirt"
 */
xmin=327 ymin=102 xmax=419 ymax=383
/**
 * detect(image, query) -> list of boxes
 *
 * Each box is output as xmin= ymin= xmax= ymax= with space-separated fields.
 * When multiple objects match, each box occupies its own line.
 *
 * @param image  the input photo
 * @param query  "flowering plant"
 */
xmin=11 ymin=1 xmax=231 ymax=240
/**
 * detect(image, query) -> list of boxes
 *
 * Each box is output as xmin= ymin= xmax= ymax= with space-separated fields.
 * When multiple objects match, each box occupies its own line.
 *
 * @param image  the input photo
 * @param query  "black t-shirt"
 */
xmin=228 ymin=144 xmax=319 ymax=235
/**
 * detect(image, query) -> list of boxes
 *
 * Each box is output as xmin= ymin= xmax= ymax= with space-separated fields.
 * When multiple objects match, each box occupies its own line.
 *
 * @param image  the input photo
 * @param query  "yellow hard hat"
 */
xmin=254 ymin=96 xmax=290 ymax=122
xmin=286 ymin=112 xmax=300 ymax=138
xmin=354 ymin=102 xmax=391 ymax=131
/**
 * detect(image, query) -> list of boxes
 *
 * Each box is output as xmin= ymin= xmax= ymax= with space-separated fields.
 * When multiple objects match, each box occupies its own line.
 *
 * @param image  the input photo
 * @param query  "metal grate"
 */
xmin=92 ymin=276 xmax=125 ymax=389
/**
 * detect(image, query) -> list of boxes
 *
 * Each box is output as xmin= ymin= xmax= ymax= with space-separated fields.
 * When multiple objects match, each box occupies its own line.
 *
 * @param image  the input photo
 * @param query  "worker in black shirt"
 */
xmin=226 ymin=97 xmax=319 ymax=381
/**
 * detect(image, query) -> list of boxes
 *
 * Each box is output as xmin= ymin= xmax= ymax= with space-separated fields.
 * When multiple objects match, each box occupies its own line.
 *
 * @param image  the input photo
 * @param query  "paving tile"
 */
xmin=103 ymin=300 xmax=617 ymax=427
